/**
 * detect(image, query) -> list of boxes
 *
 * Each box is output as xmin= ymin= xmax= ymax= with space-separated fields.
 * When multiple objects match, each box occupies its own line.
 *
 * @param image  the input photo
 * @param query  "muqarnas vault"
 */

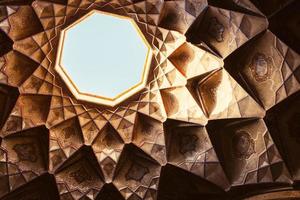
xmin=0 ymin=0 xmax=300 ymax=200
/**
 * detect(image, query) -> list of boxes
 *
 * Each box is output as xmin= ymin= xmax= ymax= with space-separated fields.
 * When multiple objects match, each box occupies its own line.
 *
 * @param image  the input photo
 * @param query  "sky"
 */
xmin=61 ymin=12 xmax=148 ymax=98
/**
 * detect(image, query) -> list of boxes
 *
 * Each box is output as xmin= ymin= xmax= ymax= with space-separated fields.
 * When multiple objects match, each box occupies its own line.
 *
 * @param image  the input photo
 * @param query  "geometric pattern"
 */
xmin=0 ymin=0 xmax=299 ymax=199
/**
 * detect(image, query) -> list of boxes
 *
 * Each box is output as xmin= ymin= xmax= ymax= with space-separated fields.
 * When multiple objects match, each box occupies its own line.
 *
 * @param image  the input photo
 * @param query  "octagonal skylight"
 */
xmin=55 ymin=10 xmax=152 ymax=107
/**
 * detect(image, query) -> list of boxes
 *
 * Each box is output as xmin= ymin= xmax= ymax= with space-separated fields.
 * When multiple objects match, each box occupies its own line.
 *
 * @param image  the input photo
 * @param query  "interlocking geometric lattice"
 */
xmin=0 ymin=0 xmax=299 ymax=199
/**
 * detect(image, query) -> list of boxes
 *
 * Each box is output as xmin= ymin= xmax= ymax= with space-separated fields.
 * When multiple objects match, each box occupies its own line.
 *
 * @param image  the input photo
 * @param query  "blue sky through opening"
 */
xmin=61 ymin=12 xmax=148 ymax=98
